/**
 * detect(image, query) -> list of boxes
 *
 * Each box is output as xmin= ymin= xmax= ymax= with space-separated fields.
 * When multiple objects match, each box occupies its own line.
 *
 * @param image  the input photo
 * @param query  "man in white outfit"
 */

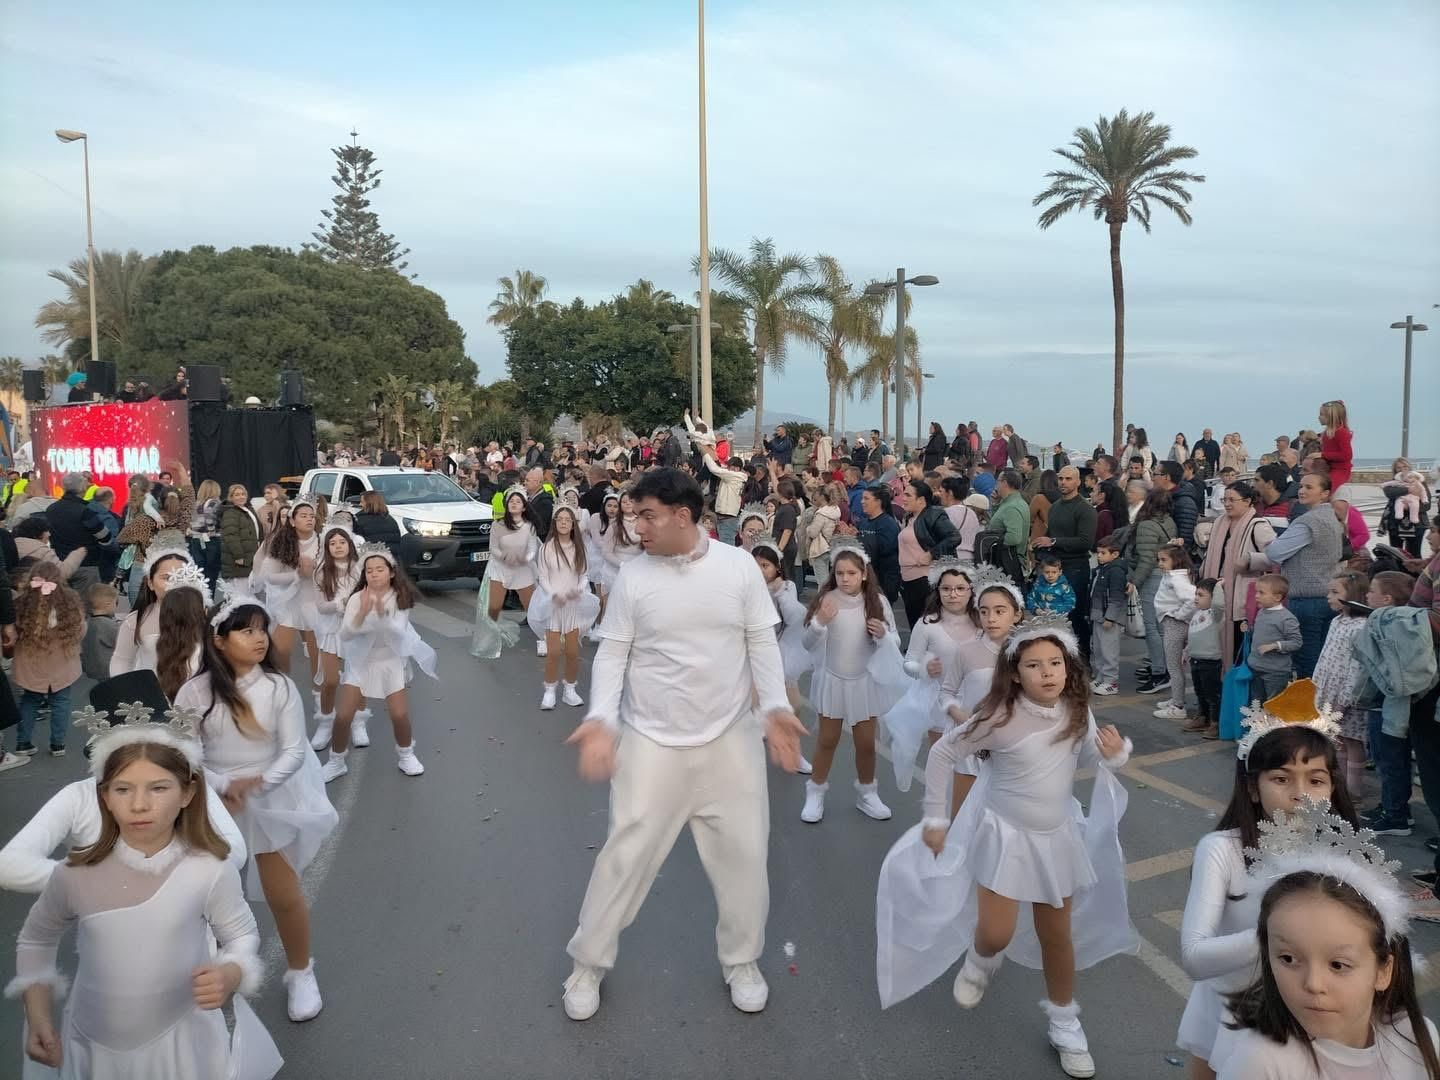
xmin=563 ymin=468 xmax=806 ymax=1020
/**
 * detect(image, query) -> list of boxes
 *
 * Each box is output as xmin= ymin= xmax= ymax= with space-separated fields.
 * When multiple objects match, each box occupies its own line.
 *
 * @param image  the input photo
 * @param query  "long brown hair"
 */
xmin=317 ymin=526 xmax=360 ymax=600
xmin=1227 ymin=873 xmax=1440 ymax=1079
xmin=543 ymin=506 xmax=586 ymax=576
xmin=15 ymin=563 xmax=85 ymax=653
xmin=198 ymin=603 xmax=283 ymax=739
xmin=265 ymin=516 xmax=301 ymax=568
xmin=967 ymin=634 xmax=1091 ymax=746
xmin=349 ymin=555 xmax=419 ymax=610
xmin=68 ymin=741 xmax=230 ymax=866
xmin=804 ymin=549 xmax=887 ymax=627
xmin=156 ymin=587 xmax=207 ymax=700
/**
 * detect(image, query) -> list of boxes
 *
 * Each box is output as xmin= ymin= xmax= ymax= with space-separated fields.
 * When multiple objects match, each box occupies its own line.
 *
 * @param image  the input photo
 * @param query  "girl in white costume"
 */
xmin=250 ymin=499 xmax=322 ymax=685
xmin=876 ymin=621 xmax=1137 ymax=1079
xmin=1178 ymin=715 xmax=1358 ymax=1080
xmin=883 ymin=559 xmax=981 ymax=791
xmin=600 ymin=490 xmax=643 ymax=590
xmin=582 ymin=491 xmax=613 ymax=581
xmin=308 ymin=525 xmax=362 ymax=752
xmin=530 ymin=507 xmax=599 ymax=711
xmin=321 ymin=545 xmax=437 ymax=783
xmin=750 ymin=537 xmax=814 ymax=775
xmin=7 ymin=706 xmax=283 ymax=1080
xmin=109 ymin=542 xmax=192 ymax=677
xmin=487 ymin=488 xmax=539 ymax=620
xmin=734 ymin=504 xmax=768 ymax=553
xmin=1215 ymin=794 xmax=1439 ymax=1079
xmin=798 ymin=542 xmax=908 ymax=824
xmin=152 ymin=565 xmax=211 ymax=701
xmin=174 ymin=598 xmax=338 ymax=1023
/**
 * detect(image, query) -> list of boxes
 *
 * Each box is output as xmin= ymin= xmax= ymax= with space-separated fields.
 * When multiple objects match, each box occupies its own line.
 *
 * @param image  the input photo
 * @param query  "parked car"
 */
xmin=297 ymin=466 xmax=492 ymax=581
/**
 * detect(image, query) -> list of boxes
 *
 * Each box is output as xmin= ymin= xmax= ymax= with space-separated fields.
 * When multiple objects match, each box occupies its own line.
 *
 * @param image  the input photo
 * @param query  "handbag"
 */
xmin=1125 ymin=591 xmax=1146 ymax=638
xmin=1219 ymin=632 xmax=1255 ymax=741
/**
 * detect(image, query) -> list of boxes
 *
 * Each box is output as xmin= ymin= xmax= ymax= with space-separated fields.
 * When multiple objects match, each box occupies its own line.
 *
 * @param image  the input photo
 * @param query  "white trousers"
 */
xmin=567 ymin=717 xmax=770 ymax=970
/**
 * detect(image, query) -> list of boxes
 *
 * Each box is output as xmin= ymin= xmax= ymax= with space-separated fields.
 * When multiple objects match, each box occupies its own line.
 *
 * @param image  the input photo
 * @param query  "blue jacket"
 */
xmin=847 ymin=483 xmax=867 ymax=520
xmin=855 ymin=511 xmax=901 ymax=597
xmin=1354 ymin=606 xmax=1439 ymax=737
xmin=1027 ymin=576 xmax=1076 ymax=616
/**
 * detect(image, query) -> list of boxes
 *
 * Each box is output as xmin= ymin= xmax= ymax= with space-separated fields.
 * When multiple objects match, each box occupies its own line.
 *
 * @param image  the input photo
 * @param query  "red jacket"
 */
xmin=1321 ymin=427 xmax=1352 ymax=489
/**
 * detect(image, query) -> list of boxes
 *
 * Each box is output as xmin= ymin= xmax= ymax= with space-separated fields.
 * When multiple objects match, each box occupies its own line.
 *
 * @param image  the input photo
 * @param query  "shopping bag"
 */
xmin=1125 ymin=591 xmax=1146 ymax=639
xmin=1219 ymin=632 xmax=1254 ymax=741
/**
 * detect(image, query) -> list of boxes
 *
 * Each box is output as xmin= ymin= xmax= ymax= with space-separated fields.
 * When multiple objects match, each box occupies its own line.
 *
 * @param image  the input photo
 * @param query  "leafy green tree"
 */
xmin=427 ymin=379 xmax=472 ymax=445
xmin=812 ymin=255 xmax=885 ymax=434
xmin=851 ymin=326 xmax=920 ymax=442
xmin=486 ymin=270 xmax=550 ymax=327
xmin=34 ymin=249 xmax=155 ymax=364
xmin=0 ymin=357 xmax=23 ymax=413
xmin=306 ymin=131 xmax=411 ymax=273
xmin=118 ymin=246 xmax=472 ymax=429
xmin=1033 ymin=109 xmax=1204 ymax=450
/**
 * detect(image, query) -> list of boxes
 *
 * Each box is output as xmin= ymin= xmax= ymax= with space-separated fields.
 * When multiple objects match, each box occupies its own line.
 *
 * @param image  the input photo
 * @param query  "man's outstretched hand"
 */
xmin=764 ymin=709 xmax=808 ymax=773
xmin=566 ymin=720 xmax=618 ymax=782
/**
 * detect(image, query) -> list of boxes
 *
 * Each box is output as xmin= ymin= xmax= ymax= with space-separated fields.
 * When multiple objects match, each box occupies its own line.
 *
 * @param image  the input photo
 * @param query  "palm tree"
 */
xmin=377 ymin=372 xmax=414 ymax=446
xmin=486 ymin=269 xmax=549 ymax=328
xmin=34 ymin=249 xmax=154 ymax=362
xmin=428 ymin=379 xmax=473 ymax=446
xmin=1032 ymin=109 xmax=1204 ymax=451
xmin=40 ymin=354 xmax=70 ymax=397
xmin=699 ymin=238 xmax=826 ymax=449
xmin=851 ymin=326 xmax=920 ymax=444
xmin=0 ymin=357 xmax=23 ymax=414
xmin=624 ymin=279 xmax=675 ymax=305
xmin=812 ymin=255 xmax=886 ymax=434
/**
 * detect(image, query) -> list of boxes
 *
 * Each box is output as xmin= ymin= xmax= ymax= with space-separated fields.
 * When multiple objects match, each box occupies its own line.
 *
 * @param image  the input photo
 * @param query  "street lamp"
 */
xmin=55 ymin=129 xmax=99 ymax=369
xmin=668 ymin=318 xmax=721 ymax=415
xmin=865 ymin=269 xmax=939 ymax=457
xmin=917 ymin=371 xmax=935 ymax=451
xmin=1390 ymin=315 xmax=1429 ymax=458
xmin=696 ymin=0 xmax=714 ymax=426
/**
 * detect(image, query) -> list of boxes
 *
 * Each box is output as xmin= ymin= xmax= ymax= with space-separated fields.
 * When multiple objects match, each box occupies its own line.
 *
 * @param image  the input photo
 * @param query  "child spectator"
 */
xmin=1025 ymin=554 xmax=1076 ymax=616
xmin=80 ymin=582 xmax=119 ymax=683
xmin=1245 ymin=573 xmax=1303 ymax=700
xmin=1152 ymin=545 xmax=1198 ymax=721
xmin=9 ymin=563 xmax=85 ymax=757
xmin=1311 ymin=570 xmax=1371 ymax=799
xmin=1183 ymin=578 xmax=1224 ymax=738
xmin=1359 ymin=571 xmax=1424 ymax=839
xmin=1089 ymin=537 xmax=1128 ymax=696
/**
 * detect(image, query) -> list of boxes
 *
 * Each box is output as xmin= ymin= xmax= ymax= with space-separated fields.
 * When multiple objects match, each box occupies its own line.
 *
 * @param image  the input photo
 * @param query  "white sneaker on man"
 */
xmin=541 ymin=684 xmax=558 ymax=710
xmin=396 ymin=744 xmax=425 ymax=777
xmin=351 ymin=711 xmax=371 ymax=748
xmin=283 ymin=961 xmax=323 ymax=1022
xmin=561 ymin=682 xmax=584 ymax=707
xmin=536 ymin=638 xmax=548 ymax=657
xmin=0 ymin=751 xmax=31 ymax=774
xmin=562 ymin=962 xmax=604 ymax=1020
xmin=1042 ymin=999 xmax=1096 ymax=1078
xmin=723 ymin=962 xmax=769 ymax=1013
xmin=319 ymin=751 xmax=348 ymax=783
xmin=800 ymin=780 xmax=827 ymax=823
xmin=855 ymin=781 xmax=892 ymax=820
xmin=310 ymin=713 xmax=334 ymax=751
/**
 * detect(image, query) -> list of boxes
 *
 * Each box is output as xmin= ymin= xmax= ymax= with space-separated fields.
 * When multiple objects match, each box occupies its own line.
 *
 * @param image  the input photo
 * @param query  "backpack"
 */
xmin=975 ymin=528 xmax=1024 ymax=587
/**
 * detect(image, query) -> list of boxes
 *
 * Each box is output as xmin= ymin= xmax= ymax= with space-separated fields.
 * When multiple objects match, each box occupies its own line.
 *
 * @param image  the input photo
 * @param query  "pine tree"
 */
xmin=306 ymin=130 xmax=411 ymax=273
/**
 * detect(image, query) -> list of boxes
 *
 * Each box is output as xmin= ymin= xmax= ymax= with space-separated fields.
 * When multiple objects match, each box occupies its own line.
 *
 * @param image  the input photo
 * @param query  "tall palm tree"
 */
xmin=40 ymin=354 xmax=70 ymax=397
xmin=851 ymin=326 xmax=920 ymax=444
xmin=34 ymin=249 xmax=154 ymax=362
xmin=699 ymin=238 xmax=826 ymax=448
xmin=812 ymin=255 xmax=886 ymax=434
xmin=377 ymin=372 xmax=415 ymax=446
xmin=0 ymin=357 xmax=23 ymax=414
xmin=428 ymin=379 xmax=473 ymax=446
xmin=486 ymin=269 xmax=549 ymax=327
xmin=623 ymin=279 xmax=675 ymax=305
xmin=1032 ymin=109 xmax=1204 ymax=451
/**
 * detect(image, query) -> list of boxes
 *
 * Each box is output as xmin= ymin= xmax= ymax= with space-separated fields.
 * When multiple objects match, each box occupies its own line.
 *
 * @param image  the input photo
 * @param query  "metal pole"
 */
xmin=697 ymin=0 xmax=713 ymax=426
xmin=893 ymin=267 xmax=905 ymax=458
xmin=1401 ymin=315 xmax=1413 ymax=459
xmin=690 ymin=315 xmax=699 ymax=415
xmin=82 ymin=137 xmax=98 ymax=367
xmin=917 ymin=373 xmax=923 ymax=449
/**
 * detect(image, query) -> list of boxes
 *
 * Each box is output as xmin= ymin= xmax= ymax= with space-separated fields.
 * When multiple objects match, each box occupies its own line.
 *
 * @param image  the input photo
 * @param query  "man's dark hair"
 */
xmin=1098 ymin=454 xmax=1118 ymax=473
xmin=1128 ymin=455 xmax=1145 ymax=467
xmin=629 ymin=467 xmax=704 ymax=523
xmin=14 ymin=516 xmax=49 ymax=540
xmin=1255 ymin=463 xmax=1290 ymax=493
xmin=1023 ymin=455 xmax=1039 ymax=470
xmin=977 ymin=462 xmax=993 ymax=473
xmin=999 ymin=468 xmax=1023 ymax=491
xmin=1157 ymin=461 xmax=1183 ymax=485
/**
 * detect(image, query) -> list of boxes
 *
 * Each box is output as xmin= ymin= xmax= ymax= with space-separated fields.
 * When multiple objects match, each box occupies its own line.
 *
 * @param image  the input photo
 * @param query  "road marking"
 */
xmin=1129 ymin=742 xmax=1231 ymax=768
xmin=1120 ymin=766 xmax=1225 ymax=813
xmin=410 ymin=602 xmax=475 ymax=639
xmin=1126 ymin=848 xmax=1195 ymax=882
xmin=1153 ymin=909 xmax=1185 ymax=931
xmin=1135 ymin=933 xmax=1192 ymax=998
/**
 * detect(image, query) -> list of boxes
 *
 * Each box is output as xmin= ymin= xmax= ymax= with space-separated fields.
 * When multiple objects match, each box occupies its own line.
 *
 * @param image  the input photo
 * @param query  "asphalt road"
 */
xmin=3 ymin=577 xmax=1439 ymax=1080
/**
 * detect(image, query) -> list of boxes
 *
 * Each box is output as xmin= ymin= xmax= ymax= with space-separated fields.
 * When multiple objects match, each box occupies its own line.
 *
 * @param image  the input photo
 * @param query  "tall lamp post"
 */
xmin=917 ymin=370 xmax=935 ymax=450
xmin=696 ymin=1 xmax=714 ymax=426
xmin=668 ymin=318 xmax=721 ymax=415
xmin=1389 ymin=315 xmax=1429 ymax=459
xmin=55 ymin=129 xmax=98 ymax=367
xmin=865 ymin=269 xmax=938 ymax=458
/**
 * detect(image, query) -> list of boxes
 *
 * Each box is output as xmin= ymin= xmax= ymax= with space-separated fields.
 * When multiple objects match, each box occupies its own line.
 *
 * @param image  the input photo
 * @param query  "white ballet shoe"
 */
xmin=351 ymin=712 xmax=370 ymax=748
xmin=800 ymin=780 xmax=827 ymax=823
xmin=561 ymin=682 xmax=584 ymax=707
xmin=1041 ymin=999 xmax=1095 ymax=1078
xmin=319 ymin=750 xmax=348 ymax=783
xmin=854 ymin=781 xmax=892 ymax=820
xmin=310 ymin=712 xmax=334 ymax=751
xmin=541 ymin=684 xmax=558 ymax=710
xmin=952 ymin=950 xmax=1003 ymax=1009
xmin=396 ymin=743 xmax=424 ymax=777
xmin=795 ymin=754 xmax=813 ymax=775
xmin=284 ymin=961 xmax=323 ymax=1022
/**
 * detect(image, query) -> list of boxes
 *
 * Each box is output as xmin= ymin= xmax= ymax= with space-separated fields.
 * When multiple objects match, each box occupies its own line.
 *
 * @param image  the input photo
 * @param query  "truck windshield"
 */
xmin=367 ymin=473 xmax=474 ymax=506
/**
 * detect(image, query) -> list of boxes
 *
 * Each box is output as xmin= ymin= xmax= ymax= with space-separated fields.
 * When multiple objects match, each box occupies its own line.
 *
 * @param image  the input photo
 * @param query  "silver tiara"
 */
xmin=968 ymin=563 xmax=1025 ymax=607
xmin=1005 ymin=613 xmax=1080 ymax=659
xmin=356 ymin=541 xmax=397 ymax=565
xmin=1236 ymin=700 xmax=1343 ymax=763
xmin=927 ymin=557 xmax=973 ymax=588
xmin=74 ymin=703 xmax=204 ymax=777
xmin=142 ymin=542 xmax=192 ymax=577
xmin=164 ymin=562 xmax=212 ymax=606
xmin=208 ymin=581 xmax=275 ymax=632
xmin=750 ymin=533 xmax=783 ymax=560
xmin=829 ymin=536 xmax=870 ymax=565
xmin=502 ymin=484 xmax=528 ymax=503
xmin=739 ymin=502 xmax=768 ymax=524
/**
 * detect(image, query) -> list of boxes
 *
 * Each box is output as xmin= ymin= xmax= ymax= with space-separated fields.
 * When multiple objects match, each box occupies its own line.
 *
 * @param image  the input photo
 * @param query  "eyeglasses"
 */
xmin=938 ymin=586 xmax=970 ymax=596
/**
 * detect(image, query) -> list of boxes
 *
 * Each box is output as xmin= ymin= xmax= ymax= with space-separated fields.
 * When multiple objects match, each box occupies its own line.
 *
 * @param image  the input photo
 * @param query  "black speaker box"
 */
xmin=22 ymin=370 xmax=45 ymax=402
xmin=187 ymin=364 xmax=223 ymax=402
xmin=85 ymin=360 xmax=116 ymax=399
xmin=280 ymin=370 xmax=306 ymax=406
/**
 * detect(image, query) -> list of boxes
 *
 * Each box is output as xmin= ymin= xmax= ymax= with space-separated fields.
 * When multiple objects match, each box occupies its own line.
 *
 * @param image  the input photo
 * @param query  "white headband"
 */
xmin=1236 ymin=700 xmax=1342 ymax=763
xmin=163 ymin=562 xmax=213 ymax=607
xmin=142 ymin=544 xmax=193 ymax=578
xmin=75 ymin=704 xmax=203 ymax=779
xmin=829 ymin=539 xmax=870 ymax=566
xmin=209 ymin=587 xmax=275 ymax=632
xmin=1004 ymin=616 xmax=1081 ymax=659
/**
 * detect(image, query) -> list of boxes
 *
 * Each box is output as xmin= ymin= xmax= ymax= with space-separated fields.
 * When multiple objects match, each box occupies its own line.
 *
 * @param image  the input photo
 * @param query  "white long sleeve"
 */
xmin=921 ymin=724 xmax=970 ymax=826
xmin=259 ymin=681 xmax=307 ymax=794
xmin=1179 ymin=832 xmax=1258 ymax=981
xmin=204 ymin=862 xmax=263 ymax=996
xmin=584 ymin=637 xmax=632 ymax=734
xmin=8 ymin=866 xmax=72 ymax=996
xmin=746 ymin=624 xmax=791 ymax=718
xmin=108 ymin=612 xmax=141 ymax=676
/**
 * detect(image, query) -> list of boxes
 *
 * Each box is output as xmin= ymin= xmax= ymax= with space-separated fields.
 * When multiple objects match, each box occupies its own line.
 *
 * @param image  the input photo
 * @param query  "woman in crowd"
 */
xmin=188 ymin=478 xmax=223 ymax=591
xmin=1197 ymin=480 xmax=1277 ymax=669
xmin=896 ymin=480 xmax=960 ymax=628
xmin=938 ymin=476 xmax=982 ymax=562
xmin=1218 ymin=433 xmax=1248 ymax=473
xmin=1168 ymin=432 xmax=1190 ymax=464
xmin=1127 ymin=490 xmax=1177 ymax=695
xmin=354 ymin=490 xmax=403 ymax=548
xmin=922 ymin=422 xmax=948 ymax=471
xmin=1028 ymin=470 xmax=1061 ymax=540
xmin=219 ymin=484 xmax=263 ymax=598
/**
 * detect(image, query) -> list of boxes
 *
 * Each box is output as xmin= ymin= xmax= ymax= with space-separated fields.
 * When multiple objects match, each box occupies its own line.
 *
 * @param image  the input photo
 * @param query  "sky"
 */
xmin=2 ymin=1 xmax=1438 ymax=458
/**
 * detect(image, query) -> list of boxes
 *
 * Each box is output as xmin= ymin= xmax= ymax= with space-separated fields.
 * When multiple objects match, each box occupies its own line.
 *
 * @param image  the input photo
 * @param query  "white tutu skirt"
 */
xmin=875 ymin=764 xmax=1138 ymax=1008
xmin=527 ymin=589 xmax=601 ymax=636
xmin=489 ymin=558 xmax=536 ymax=590
xmin=313 ymin=609 xmax=343 ymax=659
xmin=808 ymin=636 xmax=910 ymax=728
xmin=778 ymin=621 xmax=812 ymax=686
xmin=1176 ymin=981 xmax=1225 ymax=1060
xmin=235 ymin=748 xmax=338 ymax=901
xmin=883 ymin=678 xmax=945 ymax=791
xmin=342 ymin=655 xmax=409 ymax=700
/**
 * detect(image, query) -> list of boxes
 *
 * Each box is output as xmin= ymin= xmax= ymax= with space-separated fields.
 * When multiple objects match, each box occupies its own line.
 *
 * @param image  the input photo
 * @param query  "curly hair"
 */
xmin=15 ymin=562 xmax=85 ymax=654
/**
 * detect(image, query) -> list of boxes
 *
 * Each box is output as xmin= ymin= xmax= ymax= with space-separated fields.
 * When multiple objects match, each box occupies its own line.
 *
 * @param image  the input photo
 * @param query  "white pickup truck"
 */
xmin=297 ymin=466 xmax=492 ymax=580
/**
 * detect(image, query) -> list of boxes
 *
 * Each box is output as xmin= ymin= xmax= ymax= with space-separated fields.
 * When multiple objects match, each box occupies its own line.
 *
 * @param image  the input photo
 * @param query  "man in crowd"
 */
xmin=579 ymin=465 xmax=612 ymax=517
xmin=1003 ymin=424 xmax=1026 ymax=468
xmin=1254 ymin=463 xmax=1293 ymax=522
xmin=44 ymin=471 xmax=112 ymax=591
xmin=1152 ymin=461 xmax=1199 ymax=546
xmin=765 ymin=425 xmax=794 ymax=469
xmin=1031 ymin=465 xmax=1097 ymax=653
xmin=868 ymin=429 xmax=890 ymax=463
xmin=989 ymin=468 xmax=1031 ymax=573
xmin=972 ymin=462 xmax=997 ymax=499
xmin=1019 ymin=455 xmax=1042 ymax=502
xmin=525 ymin=467 xmax=554 ymax=541
xmin=1194 ymin=428 xmax=1221 ymax=472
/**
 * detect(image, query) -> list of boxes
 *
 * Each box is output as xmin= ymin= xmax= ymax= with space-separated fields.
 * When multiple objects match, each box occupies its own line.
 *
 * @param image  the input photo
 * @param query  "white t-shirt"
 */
xmin=1218 ymin=1017 xmax=1437 ymax=1079
xmin=596 ymin=538 xmax=781 ymax=747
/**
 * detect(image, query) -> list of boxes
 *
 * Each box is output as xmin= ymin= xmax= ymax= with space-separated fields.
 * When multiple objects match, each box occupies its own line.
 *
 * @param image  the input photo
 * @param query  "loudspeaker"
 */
xmin=22 ymin=370 xmax=45 ymax=403
xmin=85 ymin=360 xmax=116 ymax=399
xmin=187 ymin=364 xmax=223 ymax=402
xmin=280 ymin=370 xmax=306 ymax=407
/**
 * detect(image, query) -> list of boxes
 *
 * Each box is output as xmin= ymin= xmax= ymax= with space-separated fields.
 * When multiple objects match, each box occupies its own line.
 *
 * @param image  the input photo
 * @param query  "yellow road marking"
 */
xmin=1120 ymin=766 xmax=1226 ymax=813
xmin=1153 ymin=909 xmax=1185 ymax=931
xmin=1127 ymin=849 xmax=1196 ymax=882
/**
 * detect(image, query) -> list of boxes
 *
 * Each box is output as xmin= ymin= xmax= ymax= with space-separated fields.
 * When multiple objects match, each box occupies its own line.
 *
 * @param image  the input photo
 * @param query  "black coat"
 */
xmin=45 ymin=492 xmax=109 ymax=566
xmin=910 ymin=504 xmax=961 ymax=557
xmin=922 ymin=431 xmax=948 ymax=470
xmin=354 ymin=511 xmax=403 ymax=547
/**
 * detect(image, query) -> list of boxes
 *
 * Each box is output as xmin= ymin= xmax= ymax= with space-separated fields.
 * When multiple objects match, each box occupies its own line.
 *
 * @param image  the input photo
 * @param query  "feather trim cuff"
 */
xmin=1100 ymin=737 xmax=1133 ymax=771
xmin=218 ymin=948 xmax=264 ymax=997
xmin=4 ymin=969 xmax=69 ymax=1000
xmin=921 ymin=817 xmax=952 ymax=832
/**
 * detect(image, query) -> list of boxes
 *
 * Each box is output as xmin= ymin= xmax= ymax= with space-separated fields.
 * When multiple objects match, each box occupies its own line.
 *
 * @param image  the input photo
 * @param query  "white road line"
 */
xmin=409 ymin=602 xmax=476 ymax=640
xmin=1135 ymin=933 xmax=1192 ymax=999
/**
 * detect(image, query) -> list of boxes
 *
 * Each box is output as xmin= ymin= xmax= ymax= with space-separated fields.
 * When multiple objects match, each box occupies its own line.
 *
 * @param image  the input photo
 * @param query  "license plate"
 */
xmin=471 ymin=551 xmax=490 ymax=563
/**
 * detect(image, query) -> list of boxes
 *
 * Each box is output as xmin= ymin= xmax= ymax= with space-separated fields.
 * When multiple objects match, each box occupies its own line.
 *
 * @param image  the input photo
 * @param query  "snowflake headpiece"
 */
xmin=738 ymin=503 xmax=768 ymax=529
xmin=208 ymin=580 xmax=275 ymax=632
xmin=1005 ymin=612 xmax=1080 ymax=659
xmin=142 ymin=538 xmax=193 ymax=578
xmin=357 ymin=541 xmax=397 ymax=566
xmin=829 ymin=536 xmax=870 ymax=565
xmin=75 ymin=703 xmax=204 ymax=779
xmin=750 ymin=534 xmax=783 ymax=563
xmin=320 ymin=524 xmax=361 ymax=551
xmin=1236 ymin=679 xmax=1342 ymax=763
xmin=502 ymin=484 xmax=529 ymax=505
xmin=967 ymin=563 xmax=1025 ymax=610
xmin=557 ymin=485 xmax=581 ymax=507
xmin=291 ymin=494 xmax=319 ymax=512
xmin=927 ymin=557 xmax=975 ymax=589
xmin=163 ymin=562 xmax=212 ymax=607
xmin=1244 ymin=795 xmax=1410 ymax=941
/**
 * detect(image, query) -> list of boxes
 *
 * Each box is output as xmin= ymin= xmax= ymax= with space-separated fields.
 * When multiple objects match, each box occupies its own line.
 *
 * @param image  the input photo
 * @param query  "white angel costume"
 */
xmin=768 ymin=577 xmax=811 ymax=686
xmin=312 ymin=564 xmax=362 ymax=659
xmin=108 ymin=606 xmax=160 ymax=678
xmin=250 ymin=532 xmax=321 ymax=632
xmin=597 ymin=515 xmax=643 ymax=592
xmin=176 ymin=669 xmax=338 ymax=900
xmin=527 ymin=542 xmax=600 ymax=637
xmin=488 ymin=520 xmax=539 ymax=590
xmin=7 ymin=840 xmax=283 ymax=1080
xmin=338 ymin=592 xmax=438 ymax=700
xmin=802 ymin=593 xmax=909 ymax=727
xmin=876 ymin=697 xmax=1138 ymax=1008
xmin=883 ymin=611 xmax=982 ymax=791
xmin=582 ymin=507 xmax=611 ymax=574
xmin=1218 ymin=1017 xmax=1439 ymax=1080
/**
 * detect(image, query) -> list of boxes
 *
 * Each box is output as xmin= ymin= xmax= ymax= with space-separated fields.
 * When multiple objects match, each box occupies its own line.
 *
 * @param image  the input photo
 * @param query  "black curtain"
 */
xmin=188 ymin=405 xmax=316 ymax=495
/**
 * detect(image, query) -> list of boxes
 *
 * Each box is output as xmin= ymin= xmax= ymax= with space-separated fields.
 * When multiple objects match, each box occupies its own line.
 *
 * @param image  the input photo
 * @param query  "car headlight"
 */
xmin=401 ymin=517 xmax=451 ymax=537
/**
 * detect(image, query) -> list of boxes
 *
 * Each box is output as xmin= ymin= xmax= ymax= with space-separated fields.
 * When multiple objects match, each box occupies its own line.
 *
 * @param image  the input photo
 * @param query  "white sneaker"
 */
xmin=1153 ymin=702 xmax=1188 ymax=720
xmin=1091 ymin=681 xmax=1119 ymax=696
xmin=320 ymin=751 xmax=348 ymax=783
xmin=283 ymin=961 xmax=323 ymax=1022
xmin=795 ymin=754 xmax=813 ymax=775
xmin=310 ymin=712 xmax=334 ymax=751
xmin=855 ymin=781 xmax=892 ymax=820
xmin=536 ymin=638 xmax=548 ymax=657
xmin=0 ymin=751 xmax=31 ymax=774
xmin=562 ymin=682 xmax=584 ymax=707
xmin=1042 ymin=999 xmax=1095 ymax=1078
xmin=562 ymin=962 xmax=604 ymax=1020
xmin=723 ymin=961 xmax=769 ymax=1013
xmin=952 ymin=951 xmax=1002 ymax=1009
xmin=800 ymin=780 xmax=827 ymax=823
xmin=396 ymin=744 xmax=425 ymax=777
xmin=541 ymin=684 xmax=558 ymax=710
xmin=351 ymin=712 xmax=370 ymax=748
